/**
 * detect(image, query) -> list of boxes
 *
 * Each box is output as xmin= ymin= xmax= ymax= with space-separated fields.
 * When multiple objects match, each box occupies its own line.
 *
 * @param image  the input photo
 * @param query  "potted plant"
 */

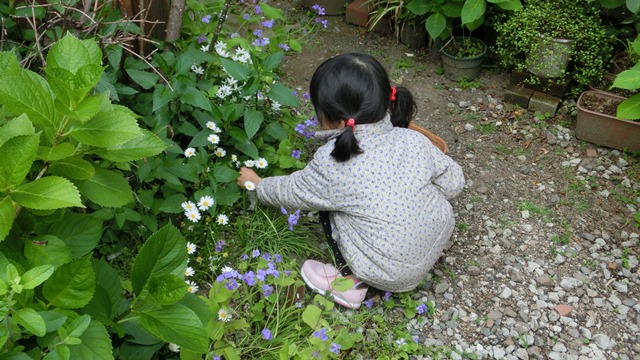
xmin=494 ymin=0 xmax=613 ymax=90
xmin=439 ymin=36 xmax=486 ymax=81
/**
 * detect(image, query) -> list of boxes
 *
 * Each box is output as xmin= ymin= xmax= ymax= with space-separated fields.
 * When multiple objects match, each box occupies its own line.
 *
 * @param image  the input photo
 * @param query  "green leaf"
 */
xmin=493 ymin=0 xmax=522 ymax=11
xmin=289 ymin=39 xmax=302 ymax=52
xmin=302 ymin=304 xmax=322 ymax=329
xmin=69 ymin=109 xmax=142 ymax=148
xmin=628 ymin=0 xmax=640 ymax=13
xmin=0 ymin=196 xmax=14 ymax=241
xmin=14 ymin=308 xmax=46 ymax=336
xmin=67 ymin=314 xmax=91 ymax=338
xmin=180 ymin=88 xmax=212 ymax=111
xmin=12 ymin=176 xmax=83 ymax=210
xmin=159 ymin=193 xmax=186 ymax=214
xmin=68 ymin=320 xmax=114 ymax=360
xmin=220 ymin=58 xmax=251 ymax=81
xmin=47 ymin=33 xmax=94 ymax=74
xmin=131 ymin=224 xmax=187 ymax=294
xmin=0 ymin=69 xmax=56 ymax=127
xmin=49 ymin=157 xmax=95 ymax=180
xmin=461 ymin=0 xmax=486 ymax=25
xmin=0 ymin=51 xmax=21 ymax=77
xmin=152 ymin=84 xmax=173 ymax=112
xmin=264 ymin=122 xmax=287 ymax=141
xmin=49 ymin=212 xmax=103 ymax=259
xmin=24 ymin=235 xmax=73 ymax=269
xmin=36 ymin=142 xmax=76 ymax=161
xmin=43 ymin=256 xmax=95 ymax=309
xmin=259 ymin=3 xmax=284 ymax=19
xmin=75 ymin=167 xmax=133 ymax=207
xmin=613 ymin=68 xmax=640 ymax=90
xmin=21 ymin=265 xmax=54 ymax=289
xmin=262 ymin=52 xmax=283 ymax=71
xmin=214 ymin=186 xmax=241 ymax=206
xmin=0 ymin=114 xmax=35 ymax=147
xmin=244 ymin=109 xmax=263 ymax=139
xmin=268 ymin=83 xmax=299 ymax=107
xmin=213 ymin=165 xmax=238 ymax=183
xmin=94 ymin=129 xmax=166 ymax=162
xmin=617 ymin=93 xmax=640 ymax=120
xmin=407 ymin=0 xmax=432 ymax=15
xmin=147 ymin=274 xmax=187 ymax=305
xmin=139 ymin=304 xmax=207 ymax=353
xmin=71 ymin=94 xmax=102 ymax=122
xmin=40 ymin=310 xmax=68 ymax=333
xmin=125 ymin=68 xmax=159 ymax=90
xmin=443 ymin=2 xmax=463 ymax=17
xmin=600 ymin=0 xmax=625 ymax=8
xmin=425 ymin=12 xmax=447 ymax=40
xmin=0 ymin=134 xmax=40 ymax=189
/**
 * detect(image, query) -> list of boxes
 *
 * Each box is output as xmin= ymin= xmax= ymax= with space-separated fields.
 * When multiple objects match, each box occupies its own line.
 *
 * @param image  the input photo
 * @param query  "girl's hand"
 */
xmin=237 ymin=167 xmax=262 ymax=188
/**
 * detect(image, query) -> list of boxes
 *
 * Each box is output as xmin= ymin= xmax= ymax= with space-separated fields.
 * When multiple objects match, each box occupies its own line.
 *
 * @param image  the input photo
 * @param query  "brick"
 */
xmin=510 ymin=71 xmax=571 ymax=98
xmin=529 ymin=91 xmax=561 ymax=116
xmin=346 ymin=0 xmax=369 ymax=27
xmin=503 ymin=84 xmax=533 ymax=109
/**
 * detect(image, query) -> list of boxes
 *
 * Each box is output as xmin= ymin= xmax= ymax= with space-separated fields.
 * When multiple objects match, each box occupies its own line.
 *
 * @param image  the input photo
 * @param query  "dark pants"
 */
xmin=319 ymin=211 xmax=353 ymax=276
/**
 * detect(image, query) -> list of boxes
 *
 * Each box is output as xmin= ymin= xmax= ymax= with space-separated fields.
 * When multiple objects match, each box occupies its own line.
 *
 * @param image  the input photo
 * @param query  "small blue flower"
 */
xmin=262 ymin=253 xmax=271 ymax=261
xmin=291 ymin=149 xmax=301 ymax=159
xmin=253 ymin=29 xmax=263 ymax=37
xmin=261 ymin=328 xmax=272 ymax=340
xmin=313 ymin=328 xmax=328 ymax=341
xmin=383 ymin=291 xmax=392 ymax=301
xmin=215 ymin=240 xmax=226 ymax=253
xmin=288 ymin=210 xmax=301 ymax=230
xmin=201 ymin=15 xmax=212 ymax=23
xmin=278 ymin=43 xmax=290 ymax=51
xmin=329 ymin=342 xmax=341 ymax=354
xmin=262 ymin=284 xmax=273 ymax=297
xmin=252 ymin=249 xmax=260 ymax=258
xmin=262 ymin=19 xmax=274 ymax=28
xmin=243 ymin=271 xmax=256 ymax=286
xmin=311 ymin=4 xmax=326 ymax=15
xmin=197 ymin=34 xmax=207 ymax=43
xmin=416 ymin=303 xmax=428 ymax=315
xmin=274 ymin=254 xmax=282 ymax=263
xmin=363 ymin=298 xmax=374 ymax=309
xmin=254 ymin=5 xmax=262 ymax=14
xmin=225 ymin=279 xmax=238 ymax=291
xmin=242 ymin=13 xmax=251 ymax=20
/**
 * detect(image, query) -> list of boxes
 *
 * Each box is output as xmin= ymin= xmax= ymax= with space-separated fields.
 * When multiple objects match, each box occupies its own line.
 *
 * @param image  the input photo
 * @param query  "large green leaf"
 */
xmin=131 ymin=224 xmax=187 ymax=294
xmin=43 ymin=255 xmax=95 ymax=309
xmin=21 ymin=265 xmax=54 ymax=289
xmin=146 ymin=274 xmax=187 ymax=305
xmin=617 ymin=93 xmax=640 ymax=120
xmin=220 ymin=58 xmax=251 ymax=81
xmin=14 ymin=308 xmax=46 ymax=336
xmin=425 ymin=12 xmax=447 ymax=40
xmin=244 ymin=109 xmax=263 ymax=139
xmin=0 ymin=69 xmax=56 ymax=127
xmin=264 ymin=122 xmax=287 ymax=141
xmin=48 ymin=212 xmax=103 ymax=259
xmin=229 ymin=128 xmax=259 ymax=158
xmin=262 ymin=52 xmax=284 ymax=71
xmin=24 ymin=235 xmax=73 ymax=269
xmin=11 ymin=176 xmax=83 ymax=210
xmin=628 ymin=0 xmax=640 ymax=13
xmin=49 ymin=157 xmax=95 ymax=180
xmin=95 ymin=129 xmax=166 ymax=162
xmin=36 ymin=142 xmax=76 ymax=161
xmin=0 ymin=51 xmax=21 ymax=77
xmin=139 ymin=304 xmax=207 ymax=353
xmin=268 ymin=83 xmax=299 ymax=107
xmin=82 ymin=259 xmax=122 ymax=320
xmin=75 ymin=168 xmax=133 ymax=207
xmin=152 ymin=84 xmax=173 ymax=112
xmin=213 ymin=165 xmax=238 ymax=183
xmin=0 ymin=196 xmax=14 ymax=241
xmin=40 ymin=310 xmax=68 ymax=333
xmin=180 ymin=88 xmax=212 ymax=111
xmin=69 ymin=109 xmax=142 ymax=147
xmin=259 ymin=2 xmax=284 ymax=19
xmin=47 ymin=33 xmax=96 ymax=74
xmin=214 ymin=186 xmax=241 ymax=206
xmin=612 ymin=68 xmax=640 ymax=90
xmin=406 ymin=0 xmax=432 ymax=15
xmin=0 ymin=134 xmax=40 ymax=189
xmin=600 ymin=0 xmax=625 ymax=8
xmin=461 ymin=0 xmax=486 ymax=25
xmin=0 ymin=114 xmax=35 ymax=147
xmin=68 ymin=320 xmax=114 ymax=360
xmin=125 ymin=68 xmax=159 ymax=90
xmin=492 ymin=0 xmax=522 ymax=11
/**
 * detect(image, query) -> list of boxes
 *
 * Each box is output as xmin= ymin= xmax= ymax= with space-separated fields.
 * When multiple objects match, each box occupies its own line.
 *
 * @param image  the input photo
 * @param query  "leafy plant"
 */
xmin=441 ymin=37 xmax=485 ymax=58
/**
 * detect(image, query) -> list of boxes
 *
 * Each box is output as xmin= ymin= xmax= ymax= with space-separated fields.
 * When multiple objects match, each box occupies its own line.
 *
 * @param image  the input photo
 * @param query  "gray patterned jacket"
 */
xmin=257 ymin=115 xmax=465 ymax=291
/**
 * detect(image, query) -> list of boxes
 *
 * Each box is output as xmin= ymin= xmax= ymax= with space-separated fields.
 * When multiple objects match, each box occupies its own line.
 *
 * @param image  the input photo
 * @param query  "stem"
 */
xmin=211 ymin=0 xmax=232 ymax=45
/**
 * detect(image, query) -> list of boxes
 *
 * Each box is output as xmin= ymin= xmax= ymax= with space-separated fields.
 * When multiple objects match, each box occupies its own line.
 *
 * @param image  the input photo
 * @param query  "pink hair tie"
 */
xmin=346 ymin=118 xmax=356 ymax=132
xmin=390 ymin=86 xmax=397 ymax=101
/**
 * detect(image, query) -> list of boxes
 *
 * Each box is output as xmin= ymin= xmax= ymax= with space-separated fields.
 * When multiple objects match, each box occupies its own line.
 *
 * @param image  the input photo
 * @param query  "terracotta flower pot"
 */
xmin=576 ymin=90 xmax=640 ymax=152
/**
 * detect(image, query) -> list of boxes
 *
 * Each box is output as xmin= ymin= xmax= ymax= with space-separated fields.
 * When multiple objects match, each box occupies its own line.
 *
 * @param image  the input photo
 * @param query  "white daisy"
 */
xmin=231 ymin=154 xmax=238 ymax=161
xmin=207 ymin=134 xmax=220 ymax=145
xmin=218 ymin=308 xmax=232 ymax=322
xmin=185 ymin=209 xmax=201 ymax=223
xmin=184 ymin=267 xmax=195 ymax=277
xmin=191 ymin=64 xmax=204 ymax=75
xmin=206 ymin=121 xmax=216 ymax=130
xmin=185 ymin=280 xmax=199 ymax=293
xmin=216 ymin=84 xmax=233 ymax=99
xmin=217 ymin=214 xmax=229 ymax=225
xmin=214 ymin=147 xmax=226 ymax=157
xmin=215 ymin=41 xmax=231 ymax=58
xmin=244 ymin=181 xmax=255 ymax=191
xmin=186 ymin=242 xmax=197 ymax=255
xmin=255 ymin=157 xmax=268 ymax=169
xmin=184 ymin=147 xmax=196 ymax=158
xmin=221 ymin=265 xmax=234 ymax=273
xmin=200 ymin=43 xmax=210 ymax=52
xmin=243 ymin=160 xmax=255 ymax=168
xmin=181 ymin=201 xmax=196 ymax=211
xmin=197 ymin=195 xmax=214 ymax=210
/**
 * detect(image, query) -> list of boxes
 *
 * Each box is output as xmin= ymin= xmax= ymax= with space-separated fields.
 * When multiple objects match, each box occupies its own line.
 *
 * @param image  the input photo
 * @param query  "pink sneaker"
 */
xmin=300 ymin=260 xmax=368 ymax=309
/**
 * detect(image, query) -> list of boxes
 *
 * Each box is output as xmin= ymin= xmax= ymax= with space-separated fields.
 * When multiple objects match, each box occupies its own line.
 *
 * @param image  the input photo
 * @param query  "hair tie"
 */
xmin=390 ymin=86 xmax=397 ymax=101
xmin=346 ymin=118 xmax=356 ymax=132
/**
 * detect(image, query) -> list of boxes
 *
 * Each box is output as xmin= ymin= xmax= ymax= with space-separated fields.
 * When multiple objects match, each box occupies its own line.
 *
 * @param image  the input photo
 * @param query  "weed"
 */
xmin=495 ymin=144 xmax=510 ymax=154
xmin=478 ymin=123 xmax=497 ymax=134
xmin=584 ymin=259 xmax=598 ymax=270
xmin=633 ymin=212 xmax=640 ymax=229
xmin=518 ymin=200 xmax=551 ymax=220
xmin=622 ymin=248 xmax=631 ymax=269
xmin=464 ymin=111 xmax=482 ymax=122
xmin=457 ymin=222 xmax=469 ymax=232
xmin=551 ymin=222 xmax=572 ymax=245
xmin=469 ymin=195 xmax=484 ymax=203
xmin=396 ymin=58 xmax=414 ymax=70
xmin=435 ymin=65 xmax=445 ymax=75
xmin=459 ymin=78 xmax=481 ymax=89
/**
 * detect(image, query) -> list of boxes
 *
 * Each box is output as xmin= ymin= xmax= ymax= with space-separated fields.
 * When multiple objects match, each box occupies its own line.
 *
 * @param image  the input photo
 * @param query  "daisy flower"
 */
xmin=191 ymin=65 xmax=204 ymax=75
xmin=184 ymin=147 xmax=196 ymax=158
xmin=185 ymin=280 xmax=199 ymax=293
xmin=181 ymin=201 xmax=196 ymax=211
xmin=186 ymin=242 xmax=197 ymax=255
xmin=200 ymin=43 xmax=210 ymax=52
xmin=255 ymin=157 xmax=268 ymax=169
xmin=231 ymin=154 xmax=238 ymax=162
xmin=243 ymin=160 xmax=255 ymax=167
xmin=206 ymin=121 xmax=216 ymax=130
xmin=244 ymin=181 xmax=255 ymax=191
xmin=218 ymin=308 xmax=232 ymax=322
xmin=184 ymin=267 xmax=195 ymax=277
xmin=197 ymin=195 xmax=214 ymax=210
xmin=217 ymin=214 xmax=229 ymax=225
xmin=207 ymin=134 xmax=220 ymax=145
xmin=185 ymin=209 xmax=201 ymax=223
xmin=214 ymin=147 xmax=226 ymax=157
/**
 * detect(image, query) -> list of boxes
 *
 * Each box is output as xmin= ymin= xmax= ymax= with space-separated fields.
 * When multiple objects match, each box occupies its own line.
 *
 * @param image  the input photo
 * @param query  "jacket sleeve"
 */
xmin=256 ymin=154 xmax=336 ymax=211
xmin=429 ymin=145 xmax=465 ymax=200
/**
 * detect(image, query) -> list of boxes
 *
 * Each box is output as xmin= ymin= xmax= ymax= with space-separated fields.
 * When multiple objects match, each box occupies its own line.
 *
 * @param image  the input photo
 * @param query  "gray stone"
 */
xmin=434 ymin=281 xmax=450 ymax=294
xmin=592 ymin=334 xmax=611 ymax=350
xmin=467 ymin=265 xmax=481 ymax=276
xmin=515 ymin=348 xmax=529 ymax=359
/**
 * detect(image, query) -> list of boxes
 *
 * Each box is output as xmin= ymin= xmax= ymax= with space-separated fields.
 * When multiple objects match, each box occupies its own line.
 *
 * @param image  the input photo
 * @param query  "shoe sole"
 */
xmin=300 ymin=266 xmax=361 ymax=309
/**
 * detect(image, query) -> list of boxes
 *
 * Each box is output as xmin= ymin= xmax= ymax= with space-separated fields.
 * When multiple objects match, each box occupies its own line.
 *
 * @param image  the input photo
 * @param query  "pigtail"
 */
xmin=330 ymin=123 xmax=362 ymax=162
xmin=389 ymin=86 xmax=417 ymax=128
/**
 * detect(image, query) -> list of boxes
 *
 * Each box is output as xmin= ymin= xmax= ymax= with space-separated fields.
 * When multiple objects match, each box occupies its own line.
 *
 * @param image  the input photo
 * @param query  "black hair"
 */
xmin=309 ymin=53 xmax=417 ymax=162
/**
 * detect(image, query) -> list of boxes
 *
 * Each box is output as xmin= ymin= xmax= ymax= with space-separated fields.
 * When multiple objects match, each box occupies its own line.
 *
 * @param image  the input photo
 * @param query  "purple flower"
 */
xmin=262 ymin=253 xmax=271 ymax=261
xmin=256 ymin=269 xmax=267 ymax=281
xmin=262 ymin=19 xmax=274 ymax=28
xmin=252 ymin=249 xmax=260 ymax=258
xmin=216 ymin=274 xmax=224 ymax=282
xmin=274 ymin=254 xmax=282 ymax=263
xmin=313 ymin=328 xmax=328 ymax=341
xmin=303 ymin=92 xmax=311 ymax=100
xmin=363 ymin=298 xmax=374 ymax=309
xmin=225 ymin=279 xmax=238 ymax=291
xmin=215 ymin=240 xmax=226 ymax=253
xmin=280 ymin=207 xmax=288 ymax=215
xmin=262 ymin=284 xmax=273 ymax=297
xmin=242 ymin=13 xmax=251 ymax=20
xmin=241 ymin=254 xmax=249 ymax=260
xmin=412 ymin=335 xmax=420 ymax=343
xmin=312 ymin=4 xmax=326 ymax=15
xmin=383 ymin=291 xmax=392 ymax=301
xmin=329 ymin=343 xmax=341 ymax=354
xmin=252 ymin=37 xmax=270 ymax=47
xmin=197 ymin=34 xmax=207 ymax=44
xmin=243 ymin=271 xmax=256 ymax=286
xmin=253 ymin=29 xmax=263 ymax=38
xmin=416 ymin=303 xmax=428 ymax=315
xmin=213 ymin=356 xmax=221 ymax=360
xmin=230 ymin=32 xmax=239 ymax=38
xmin=312 ymin=351 xmax=322 ymax=358
xmin=202 ymin=15 xmax=212 ymax=23
xmin=261 ymin=328 xmax=272 ymax=340
xmin=278 ymin=43 xmax=290 ymax=51
xmin=254 ymin=5 xmax=262 ymax=14
xmin=291 ymin=149 xmax=301 ymax=159
xmin=295 ymin=123 xmax=306 ymax=134
xmin=315 ymin=18 xmax=328 ymax=28
xmin=288 ymin=210 xmax=301 ymax=230
xmin=284 ymin=270 xmax=291 ymax=276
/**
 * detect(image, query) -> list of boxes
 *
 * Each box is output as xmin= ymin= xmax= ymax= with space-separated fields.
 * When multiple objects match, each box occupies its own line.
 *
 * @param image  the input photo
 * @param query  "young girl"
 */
xmin=238 ymin=53 xmax=464 ymax=309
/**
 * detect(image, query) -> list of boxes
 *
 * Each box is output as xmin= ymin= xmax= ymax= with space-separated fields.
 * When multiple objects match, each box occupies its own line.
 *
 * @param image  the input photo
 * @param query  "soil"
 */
xmin=579 ymin=92 xmax=624 ymax=116
xmin=279 ymin=3 xmax=640 ymax=359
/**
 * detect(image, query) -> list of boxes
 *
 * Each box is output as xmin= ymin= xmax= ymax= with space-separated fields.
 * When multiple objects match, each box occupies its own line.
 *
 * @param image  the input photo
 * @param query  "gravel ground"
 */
xmin=280 ymin=3 xmax=639 ymax=359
